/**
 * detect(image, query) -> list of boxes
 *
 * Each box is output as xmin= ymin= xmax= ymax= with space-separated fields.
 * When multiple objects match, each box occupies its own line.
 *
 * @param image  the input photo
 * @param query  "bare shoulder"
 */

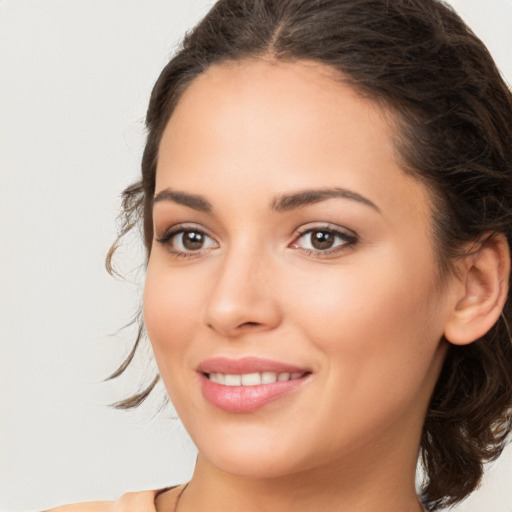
xmin=154 ymin=484 xmax=187 ymax=512
xmin=44 ymin=502 xmax=113 ymax=512
xmin=44 ymin=490 xmax=158 ymax=512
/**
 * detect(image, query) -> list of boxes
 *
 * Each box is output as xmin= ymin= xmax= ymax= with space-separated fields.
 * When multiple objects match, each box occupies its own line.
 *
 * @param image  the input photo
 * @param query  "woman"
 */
xmin=48 ymin=0 xmax=512 ymax=511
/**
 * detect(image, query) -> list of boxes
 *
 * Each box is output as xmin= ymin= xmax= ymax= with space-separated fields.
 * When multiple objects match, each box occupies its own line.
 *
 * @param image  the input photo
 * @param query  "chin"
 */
xmin=203 ymin=448 xmax=308 ymax=480
xmin=190 ymin=421 xmax=334 ymax=480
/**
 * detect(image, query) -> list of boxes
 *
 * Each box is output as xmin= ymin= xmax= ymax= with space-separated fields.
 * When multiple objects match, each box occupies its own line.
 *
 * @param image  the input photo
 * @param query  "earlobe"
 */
xmin=444 ymin=233 xmax=510 ymax=346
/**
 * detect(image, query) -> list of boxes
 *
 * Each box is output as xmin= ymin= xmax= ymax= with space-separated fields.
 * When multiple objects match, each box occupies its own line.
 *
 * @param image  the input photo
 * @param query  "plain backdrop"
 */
xmin=1 ymin=1 xmax=511 ymax=511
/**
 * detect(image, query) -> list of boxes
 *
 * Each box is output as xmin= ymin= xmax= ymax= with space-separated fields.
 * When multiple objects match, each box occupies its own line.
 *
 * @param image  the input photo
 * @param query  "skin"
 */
xmin=145 ymin=59 xmax=460 ymax=512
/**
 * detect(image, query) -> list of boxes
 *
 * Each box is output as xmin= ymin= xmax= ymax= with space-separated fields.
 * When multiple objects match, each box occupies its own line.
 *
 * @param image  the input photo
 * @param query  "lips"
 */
xmin=198 ymin=356 xmax=310 ymax=375
xmin=198 ymin=357 xmax=311 ymax=413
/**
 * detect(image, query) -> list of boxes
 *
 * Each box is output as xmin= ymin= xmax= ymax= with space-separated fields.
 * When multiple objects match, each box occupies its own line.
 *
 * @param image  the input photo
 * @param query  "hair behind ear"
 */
xmin=420 ymin=232 xmax=512 ymax=509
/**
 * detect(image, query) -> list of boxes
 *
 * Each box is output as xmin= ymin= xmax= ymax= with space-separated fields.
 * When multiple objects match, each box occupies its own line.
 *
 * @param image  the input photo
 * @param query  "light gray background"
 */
xmin=1 ymin=1 xmax=511 ymax=511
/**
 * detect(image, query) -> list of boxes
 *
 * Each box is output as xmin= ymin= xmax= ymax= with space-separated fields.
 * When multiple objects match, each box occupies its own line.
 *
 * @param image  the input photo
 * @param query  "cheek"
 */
xmin=286 ymin=261 xmax=444 ymax=446
xmin=143 ymin=260 xmax=202 ymax=377
xmin=287 ymin=249 xmax=444 ymax=388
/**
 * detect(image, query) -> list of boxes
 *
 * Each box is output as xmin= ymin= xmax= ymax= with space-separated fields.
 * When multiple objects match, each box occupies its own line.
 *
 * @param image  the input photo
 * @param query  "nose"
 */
xmin=202 ymin=242 xmax=283 ymax=338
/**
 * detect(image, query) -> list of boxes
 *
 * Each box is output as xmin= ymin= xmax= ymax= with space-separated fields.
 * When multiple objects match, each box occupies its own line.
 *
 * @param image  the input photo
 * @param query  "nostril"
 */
xmin=240 ymin=321 xmax=260 ymax=328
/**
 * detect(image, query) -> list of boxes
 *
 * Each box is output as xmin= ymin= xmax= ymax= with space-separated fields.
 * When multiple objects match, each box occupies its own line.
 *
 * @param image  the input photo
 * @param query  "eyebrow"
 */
xmin=153 ymin=189 xmax=213 ymax=212
xmin=271 ymin=187 xmax=380 ymax=212
xmin=153 ymin=186 xmax=379 ymax=213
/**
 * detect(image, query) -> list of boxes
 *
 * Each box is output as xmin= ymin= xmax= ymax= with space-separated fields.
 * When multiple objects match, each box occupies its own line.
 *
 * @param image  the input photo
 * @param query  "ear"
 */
xmin=444 ymin=233 xmax=510 ymax=346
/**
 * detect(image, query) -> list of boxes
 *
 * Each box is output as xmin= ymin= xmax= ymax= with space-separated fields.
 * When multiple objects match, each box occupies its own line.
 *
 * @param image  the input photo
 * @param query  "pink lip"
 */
xmin=198 ymin=357 xmax=312 ymax=413
xmin=198 ymin=356 xmax=309 ymax=375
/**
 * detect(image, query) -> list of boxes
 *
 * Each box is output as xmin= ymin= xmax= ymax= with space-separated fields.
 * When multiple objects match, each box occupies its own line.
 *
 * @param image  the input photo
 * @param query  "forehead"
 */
xmin=159 ymin=59 xmax=395 ymax=168
xmin=156 ymin=58 xmax=432 ymax=224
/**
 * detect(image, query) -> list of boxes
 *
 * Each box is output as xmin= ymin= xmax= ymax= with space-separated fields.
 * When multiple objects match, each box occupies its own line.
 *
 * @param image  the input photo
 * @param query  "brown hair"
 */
xmin=106 ymin=0 xmax=512 ymax=509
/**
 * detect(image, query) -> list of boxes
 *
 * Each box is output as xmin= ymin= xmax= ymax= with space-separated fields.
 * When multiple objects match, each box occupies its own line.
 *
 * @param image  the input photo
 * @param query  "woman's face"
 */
xmin=144 ymin=60 xmax=455 ymax=479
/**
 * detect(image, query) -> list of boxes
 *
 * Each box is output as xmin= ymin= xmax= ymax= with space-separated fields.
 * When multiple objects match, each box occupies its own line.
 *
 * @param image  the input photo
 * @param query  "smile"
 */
xmin=207 ymin=371 xmax=307 ymax=386
xmin=198 ymin=357 xmax=312 ymax=413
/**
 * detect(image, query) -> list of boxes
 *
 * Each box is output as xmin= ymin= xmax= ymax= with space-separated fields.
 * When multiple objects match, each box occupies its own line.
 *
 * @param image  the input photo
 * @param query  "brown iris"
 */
xmin=182 ymin=230 xmax=205 ymax=250
xmin=310 ymin=230 xmax=335 ymax=250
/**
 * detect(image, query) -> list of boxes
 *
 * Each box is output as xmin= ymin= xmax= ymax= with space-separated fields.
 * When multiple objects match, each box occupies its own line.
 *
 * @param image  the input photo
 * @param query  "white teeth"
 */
xmin=224 ymin=374 xmax=242 ymax=386
xmin=209 ymin=371 xmax=306 ymax=386
xmin=261 ymin=371 xmax=277 ymax=384
xmin=210 ymin=372 xmax=225 ymax=384
xmin=241 ymin=372 xmax=261 ymax=386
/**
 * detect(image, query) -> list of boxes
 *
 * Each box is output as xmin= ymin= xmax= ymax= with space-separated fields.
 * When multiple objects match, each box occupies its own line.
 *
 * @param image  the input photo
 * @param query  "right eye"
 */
xmin=156 ymin=226 xmax=218 ymax=257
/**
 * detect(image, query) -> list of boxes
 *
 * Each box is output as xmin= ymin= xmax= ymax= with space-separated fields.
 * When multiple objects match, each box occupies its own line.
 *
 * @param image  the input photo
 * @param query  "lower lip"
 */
xmin=200 ymin=374 xmax=310 ymax=413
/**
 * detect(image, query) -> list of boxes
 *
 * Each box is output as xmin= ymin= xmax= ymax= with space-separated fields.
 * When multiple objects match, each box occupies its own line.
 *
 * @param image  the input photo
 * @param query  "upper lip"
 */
xmin=198 ymin=356 xmax=310 ymax=375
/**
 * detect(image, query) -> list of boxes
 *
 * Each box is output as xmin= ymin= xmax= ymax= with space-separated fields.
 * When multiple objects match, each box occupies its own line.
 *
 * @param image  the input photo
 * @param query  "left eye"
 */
xmin=290 ymin=228 xmax=356 ymax=252
xmin=158 ymin=229 xmax=218 ymax=253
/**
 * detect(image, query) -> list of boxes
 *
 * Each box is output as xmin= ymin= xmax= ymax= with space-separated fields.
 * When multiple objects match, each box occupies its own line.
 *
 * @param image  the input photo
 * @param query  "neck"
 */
xmin=179 ymin=436 xmax=425 ymax=512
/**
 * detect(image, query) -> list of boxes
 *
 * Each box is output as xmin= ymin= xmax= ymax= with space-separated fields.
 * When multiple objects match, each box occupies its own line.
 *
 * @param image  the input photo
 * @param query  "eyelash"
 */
xmin=155 ymin=223 xmax=358 ymax=259
xmin=290 ymin=225 xmax=358 ymax=258
xmin=155 ymin=224 xmax=216 ymax=260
